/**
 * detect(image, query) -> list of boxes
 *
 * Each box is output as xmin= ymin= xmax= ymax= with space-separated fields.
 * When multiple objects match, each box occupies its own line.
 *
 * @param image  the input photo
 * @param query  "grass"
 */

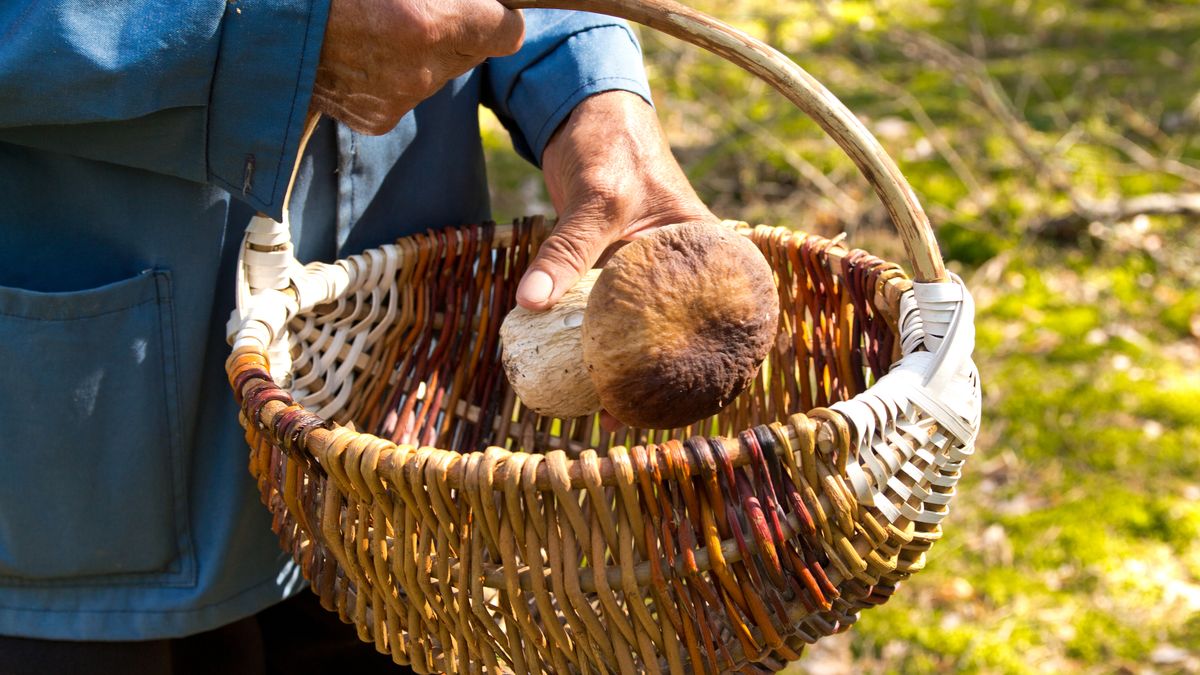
xmin=482 ymin=0 xmax=1200 ymax=671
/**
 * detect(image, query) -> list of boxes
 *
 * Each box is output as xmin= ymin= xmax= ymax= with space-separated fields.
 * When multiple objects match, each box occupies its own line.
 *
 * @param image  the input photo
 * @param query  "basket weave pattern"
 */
xmin=226 ymin=218 xmax=978 ymax=673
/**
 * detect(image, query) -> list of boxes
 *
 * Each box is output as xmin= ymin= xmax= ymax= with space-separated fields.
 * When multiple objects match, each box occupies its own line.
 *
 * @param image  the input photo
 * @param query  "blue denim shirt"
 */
xmin=0 ymin=1 xmax=650 ymax=640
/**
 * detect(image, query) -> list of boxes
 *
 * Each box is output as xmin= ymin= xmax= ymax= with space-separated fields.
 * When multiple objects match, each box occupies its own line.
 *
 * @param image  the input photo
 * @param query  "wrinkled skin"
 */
xmin=311 ymin=11 xmax=717 ymax=429
xmin=311 ymin=0 xmax=525 ymax=134
xmin=516 ymin=90 xmax=720 ymax=311
xmin=520 ymin=91 xmax=723 ymax=430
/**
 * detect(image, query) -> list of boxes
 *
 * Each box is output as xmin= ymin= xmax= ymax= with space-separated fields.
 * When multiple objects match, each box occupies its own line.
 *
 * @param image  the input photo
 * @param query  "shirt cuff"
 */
xmin=503 ymin=23 xmax=653 ymax=166
xmin=207 ymin=0 xmax=331 ymax=219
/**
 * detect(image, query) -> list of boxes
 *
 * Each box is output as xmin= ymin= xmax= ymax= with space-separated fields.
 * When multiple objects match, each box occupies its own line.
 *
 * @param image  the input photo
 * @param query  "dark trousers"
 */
xmin=0 ymin=591 xmax=414 ymax=675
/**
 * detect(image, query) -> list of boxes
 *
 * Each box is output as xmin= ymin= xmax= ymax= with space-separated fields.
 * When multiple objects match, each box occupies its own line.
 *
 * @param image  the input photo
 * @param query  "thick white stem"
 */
xmin=499 ymin=269 xmax=602 ymax=418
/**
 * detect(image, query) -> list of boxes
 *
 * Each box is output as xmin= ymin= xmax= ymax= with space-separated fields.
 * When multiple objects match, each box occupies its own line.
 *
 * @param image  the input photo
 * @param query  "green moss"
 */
xmin=1067 ymin=610 xmax=1152 ymax=662
xmin=855 ymin=603 xmax=1042 ymax=674
xmin=1135 ymin=377 xmax=1200 ymax=428
xmin=973 ymin=565 xmax=1054 ymax=607
xmin=1162 ymin=290 xmax=1200 ymax=338
xmin=938 ymin=222 xmax=1006 ymax=266
xmin=1177 ymin=613 xmax=1200 ymax=654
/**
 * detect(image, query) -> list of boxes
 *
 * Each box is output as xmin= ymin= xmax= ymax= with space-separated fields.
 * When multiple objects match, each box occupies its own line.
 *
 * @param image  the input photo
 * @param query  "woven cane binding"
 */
xmin=226 ymin=219 xmax=979 ymax=673
xmin=226 ymin=1 xmax=981 ymax=671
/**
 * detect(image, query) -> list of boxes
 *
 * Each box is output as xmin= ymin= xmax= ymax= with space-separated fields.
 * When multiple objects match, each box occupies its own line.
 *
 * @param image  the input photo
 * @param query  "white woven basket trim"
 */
xmin=288 ymin=319 xmax=328 ymax=378
xmin=949 ymin=443 xmax=976 ymax=462
xmin=925 ymin=469 xmax=959 ymax=488
xmin=921 ymin=277 xmax=978 ymax=390
xmin=294 ymin=324 xmax=343 ymax=390
xmin=846 ymin=462 xmax=872 ymax=500
xmin=336 ymin=257 xmax=360 ymax=290
xmin=857 ymin=447 xmax=889 ymax=496
xmin=315 ymin=298 xmax=348 ymax=327
xmin=249 ymin=230 xmax=292 ymax=248
xmin=931 ymin=451 xmax=957 ymax=470
xmin=885 ymin=476 xmax=913 ymax=501
xmin=244 ymin=251 xmax=291 ymax=271
xmin=901 ymin=502 xmax=947 ymax=524
xmin=347 ymin=253 xmax=373 ymax=291
xmin=244 ymin=218 xmax=289 ymax=260
xmin=358 ymin=249 xmax=383 ymax=291
xmin=246 ymin=213 xmax=289 ymax=236
xmin=895 ymin=419 xmax=932 ymax=445
xmin=267 ymin=341 xmax=292 ymax=383
xmin=332 ymin=330 xmax=371 ymax=392
xmin=229 ymin=228 xmax=983 ymax=533
xmin=375 ymin=246 xmax=398 ymax=286
xmin=313 ymin=263 xmax=353 ymax=310
xmin=291 ymin=323 xmax=336 ymax=389
xmin=297 ymin=343 xmax=351 ymax=406
xmin=874 ymin=436 xmax=905 ymax=473
xmin=342 ymin=289 xmax=377 ymax=340
xmin=870 ymin=444 xmax=906 ymax=486
xmin=237 ymin=292 xmax=294 ymax=343
xmin=824 ymin=275 xmax=980 ymax=525
xmin=872 ymin=492 xmax=902 ymax=522
xmin=289 ymin=265 xmax=327 ymax=311
xmin=862 ymin=395 xmax=890 ymax=439
xmin=900 ymin=461 xmax=925 ymax=484
xmin=362 ymin=252 xmax=401 ymax=344
xmin=915 ymin=482 xmax=955 ymax=506
xmin=226 ymin=311 xmax=254 ymax=347
xmin=232 ymin=327 xmax=270 ymax=353
xmin=313 ymin=375 xmax=356 ymax=420
xmin=313 ymin=326 xmax=351 ymax=382
xmin=246 ymin=266 xmax=293 ymax=292
xmin=913 ymin=447 xmax=937 ymax=467
xmin=365 ymin=287 xmax=399 ymax=345
xmin=328 ymin=294 xmax=360 ymax=331
xmin=913 ymin=278 xmax=966 ymax=302
xmin=884 ymin=432 xmax=915 ymax=461
xmin=931 ymin=428 xmax=953 ymax=448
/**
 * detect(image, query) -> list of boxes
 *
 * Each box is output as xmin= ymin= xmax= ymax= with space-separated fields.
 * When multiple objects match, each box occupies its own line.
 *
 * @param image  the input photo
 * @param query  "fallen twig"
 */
xmin=1035 ymin=192 xmax=1200 ymax=240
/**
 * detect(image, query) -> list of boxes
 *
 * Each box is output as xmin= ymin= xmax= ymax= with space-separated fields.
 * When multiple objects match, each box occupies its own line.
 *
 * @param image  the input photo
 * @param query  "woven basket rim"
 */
xmin=227 ymin=221 xmax=916 ymax=491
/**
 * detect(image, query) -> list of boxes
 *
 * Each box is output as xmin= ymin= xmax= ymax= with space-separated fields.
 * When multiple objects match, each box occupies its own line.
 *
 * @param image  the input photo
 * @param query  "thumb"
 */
xmin=516 ymin=216 xmax=609 ymax=311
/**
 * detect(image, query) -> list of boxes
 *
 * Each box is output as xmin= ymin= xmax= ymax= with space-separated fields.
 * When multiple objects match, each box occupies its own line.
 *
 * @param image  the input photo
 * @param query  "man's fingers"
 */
xmin=420 ymin=3 xmax=523 ymax=103
xmin=456 ymin=1 xmax=525 ymax=57
xmin=313 ymin=0 xmax=523 ymax=134
xmin=491 ymin=5 xmax=526 ymax=56
xmin=515 ymin=218 xmax=606 ymax=311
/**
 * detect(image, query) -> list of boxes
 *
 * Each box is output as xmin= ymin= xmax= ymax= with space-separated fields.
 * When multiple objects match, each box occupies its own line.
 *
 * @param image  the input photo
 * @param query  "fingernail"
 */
xmin=518 ymin=270 xmax=554 ymax=306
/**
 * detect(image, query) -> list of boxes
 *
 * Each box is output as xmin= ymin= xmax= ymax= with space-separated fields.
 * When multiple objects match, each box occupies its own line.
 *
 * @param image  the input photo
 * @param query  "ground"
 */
xmin=485 ymin=0 xmax=1200 ymax=671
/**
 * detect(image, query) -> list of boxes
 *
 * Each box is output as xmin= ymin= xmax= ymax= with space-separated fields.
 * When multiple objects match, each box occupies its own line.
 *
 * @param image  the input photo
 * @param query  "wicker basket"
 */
xmin=225 ymin=1 xmax=981 ymax=672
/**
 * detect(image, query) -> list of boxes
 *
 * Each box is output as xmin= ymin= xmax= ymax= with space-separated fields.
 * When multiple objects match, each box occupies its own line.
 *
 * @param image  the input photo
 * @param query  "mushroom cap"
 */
xmin=582 ymin=222 xmax=779 ymax=429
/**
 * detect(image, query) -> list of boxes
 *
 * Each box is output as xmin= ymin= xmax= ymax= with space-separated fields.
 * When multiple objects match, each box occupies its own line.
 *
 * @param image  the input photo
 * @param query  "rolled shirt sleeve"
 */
xmin=484 ymin=9 xmax=653 ymax=166
xmin=0 ymin=0 xmax=330 ymax=220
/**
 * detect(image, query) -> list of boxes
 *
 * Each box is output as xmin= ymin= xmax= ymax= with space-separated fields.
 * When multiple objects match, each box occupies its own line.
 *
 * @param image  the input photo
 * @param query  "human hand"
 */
xmin=312 ymin=0 xmax=525 ymax=135
xmin=515 ymin=90 xmax=720 ymax=310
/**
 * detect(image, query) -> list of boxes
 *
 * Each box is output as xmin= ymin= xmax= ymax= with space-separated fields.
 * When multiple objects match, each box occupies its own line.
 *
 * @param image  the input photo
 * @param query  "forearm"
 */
xmin=517 ymin=89 xmax=717 ymax=309
xmin=483 ymin=9 xmax=653 ymax=165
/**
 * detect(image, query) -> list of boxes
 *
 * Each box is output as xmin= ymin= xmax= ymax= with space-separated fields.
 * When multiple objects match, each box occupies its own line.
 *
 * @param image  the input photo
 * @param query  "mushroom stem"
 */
xmin=499 ymin=269 xmax=603 ymax=419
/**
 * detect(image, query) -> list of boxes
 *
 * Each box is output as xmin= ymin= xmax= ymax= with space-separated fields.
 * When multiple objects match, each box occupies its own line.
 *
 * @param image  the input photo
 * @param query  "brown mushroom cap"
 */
xmin=581 ymin=222 xmax=779 ymax=429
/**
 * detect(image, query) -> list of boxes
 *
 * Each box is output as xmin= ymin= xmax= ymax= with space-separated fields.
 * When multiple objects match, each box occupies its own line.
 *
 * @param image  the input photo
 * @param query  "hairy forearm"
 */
xmin=518 ymin=90 xmax=717 ymax=309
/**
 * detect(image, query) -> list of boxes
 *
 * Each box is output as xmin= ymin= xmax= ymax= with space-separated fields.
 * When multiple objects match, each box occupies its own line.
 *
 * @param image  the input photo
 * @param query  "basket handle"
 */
xmin=503 ymin=0 xmax=947 ymax=283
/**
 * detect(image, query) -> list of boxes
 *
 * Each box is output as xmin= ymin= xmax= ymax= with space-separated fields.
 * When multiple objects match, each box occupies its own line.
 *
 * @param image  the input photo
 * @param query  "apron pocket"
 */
xmin=0 ymin=269 xmax=194 ymax=585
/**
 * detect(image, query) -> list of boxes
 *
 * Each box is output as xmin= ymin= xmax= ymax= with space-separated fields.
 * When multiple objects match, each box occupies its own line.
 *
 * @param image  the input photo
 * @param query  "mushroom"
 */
xmin=499 ymin=268 xmax=602 ymax=419
xmin=500 ymin=222 xmax=779 ymax=429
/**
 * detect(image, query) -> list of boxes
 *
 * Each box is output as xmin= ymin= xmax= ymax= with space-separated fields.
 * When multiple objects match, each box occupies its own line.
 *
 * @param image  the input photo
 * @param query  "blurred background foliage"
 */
xmin=482 ymin=0 xmax=1200 ymax=672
